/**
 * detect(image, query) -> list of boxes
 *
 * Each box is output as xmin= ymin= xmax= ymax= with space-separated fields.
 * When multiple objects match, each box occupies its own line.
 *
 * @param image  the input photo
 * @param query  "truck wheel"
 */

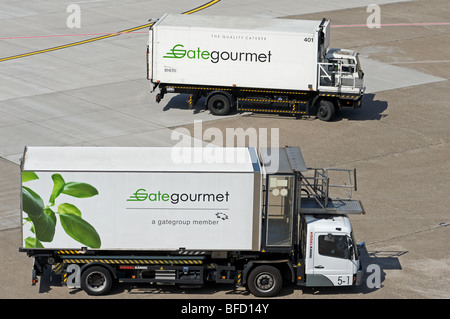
xmin=317 ymin=100 xmax=335 ymax=121
xmin=207 ymin=94 xmax=231 ymax=115
xmin=247 ymin=265 xmax=282 ymax=297
xmin=81 ymin=266 xmax=113 ymax=296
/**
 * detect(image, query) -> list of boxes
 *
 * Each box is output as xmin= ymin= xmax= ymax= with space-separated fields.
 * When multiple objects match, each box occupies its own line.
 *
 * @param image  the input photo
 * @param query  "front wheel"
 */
xmin=81 ymin=266 xmax=113 ymax=296
xmin=317 ymin=100 xmax=336 ymax=121
xmin=247 ymin=265 xmax=283 ymax=297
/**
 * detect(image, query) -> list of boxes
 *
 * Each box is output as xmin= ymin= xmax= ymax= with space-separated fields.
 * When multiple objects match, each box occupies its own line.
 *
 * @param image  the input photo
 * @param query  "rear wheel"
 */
xmin=207 ymin=94 xmax=231 ymax=115
xmin=81 ymin=266 xmax=113 ymax=296
xmin=317 ymin=100 xmax=335 ymax=121
xmin=247 ymin=265 xmax=283 ymax=297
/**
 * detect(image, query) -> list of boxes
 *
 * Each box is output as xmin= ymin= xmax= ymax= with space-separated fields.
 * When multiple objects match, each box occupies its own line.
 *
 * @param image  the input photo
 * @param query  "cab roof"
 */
xmin=304 ymin=215 xmax=353 ymax=234
xmin=326 ymin=48 xmax=358 ymax=60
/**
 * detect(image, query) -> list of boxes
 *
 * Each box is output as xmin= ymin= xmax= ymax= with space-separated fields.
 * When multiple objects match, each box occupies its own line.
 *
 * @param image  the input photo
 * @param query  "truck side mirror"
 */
xmin=347 ymin=237 xmax=354 ymax=260
xmin=357 ymin=241 xmax=365 ymax=256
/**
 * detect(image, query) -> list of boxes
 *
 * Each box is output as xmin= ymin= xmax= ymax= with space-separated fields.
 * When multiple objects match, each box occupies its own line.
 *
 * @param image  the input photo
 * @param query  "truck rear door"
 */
xmin=147 ymin=29 xmax=153 ymax=81
xmin=312 ymin=232 xmax=353 ymax=286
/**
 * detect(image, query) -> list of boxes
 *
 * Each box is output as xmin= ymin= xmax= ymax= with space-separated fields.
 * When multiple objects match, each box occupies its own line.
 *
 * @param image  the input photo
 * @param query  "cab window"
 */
xmin=318 ymin=234 xmax=350 ymax=259
xmin=342 ymin=59 xmax=355 ymax=74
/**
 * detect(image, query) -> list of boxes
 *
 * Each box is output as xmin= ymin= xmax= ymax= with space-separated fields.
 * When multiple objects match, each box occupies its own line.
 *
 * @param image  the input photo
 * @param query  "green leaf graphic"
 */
xmin=22 ymin=186 xmax=56 ymax=242
xmin=58 ymin=203 xmax=81 ymax=217
xmin=44 ymin=207 xmax=57 ymax=225
xmin=24 ymin=236 xmax=44 ymax=248
xmin=49 ymin=174 xmax=65 ymax=205
xmin=22 ymin=171 xmax=39 ymax=183
xmin=22 ymin=186 xmax=44 ymax=218
xmin=59 ymin=214 xmax=101 ymax=248
xmin=62 ymin=182 xmax=98 ymax=198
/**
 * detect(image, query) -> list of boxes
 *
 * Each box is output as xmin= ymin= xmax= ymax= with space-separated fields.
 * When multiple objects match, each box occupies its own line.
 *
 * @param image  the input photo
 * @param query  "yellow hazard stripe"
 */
xmin=239 ymin=98 xmax=307 ymax=104
xmin=170 ymin=86 xmax=308 ymax=96
xmin=320 ymin=94 xmax=337 ymax=97
xmin=238 ymin=108 xmax=307 ymax=114
xmin=320 ymin=93 xmax=359 ymax=99
xmin=241 ymin=88 xmax=307 ymax=95
xmin=168 ymin=86 xmax=232 ymax=91
xmin=58 ymin=250 xmax=85 ymax=255
xmin=62 ymin=258 xmax=202 ymax=265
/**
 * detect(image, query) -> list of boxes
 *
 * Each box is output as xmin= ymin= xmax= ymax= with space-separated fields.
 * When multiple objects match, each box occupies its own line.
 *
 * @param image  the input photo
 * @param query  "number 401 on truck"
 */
xmin=147 ymin=14 xmax=365 ymax=121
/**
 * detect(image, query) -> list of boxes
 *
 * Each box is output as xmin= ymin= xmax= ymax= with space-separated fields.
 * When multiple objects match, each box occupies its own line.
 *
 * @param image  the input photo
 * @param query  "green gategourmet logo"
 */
xmin=163 ymin=44 xmax=272 ymax=64
xmin=127 ymin=188 xmax=230 ymax=204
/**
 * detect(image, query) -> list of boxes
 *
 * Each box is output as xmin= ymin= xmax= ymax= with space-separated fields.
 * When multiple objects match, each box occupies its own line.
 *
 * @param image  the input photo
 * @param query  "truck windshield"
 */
xmin=356 ymin=54 xmax=363 ymax=78
xmin=351 ymin=232 xmax=359 ymax=260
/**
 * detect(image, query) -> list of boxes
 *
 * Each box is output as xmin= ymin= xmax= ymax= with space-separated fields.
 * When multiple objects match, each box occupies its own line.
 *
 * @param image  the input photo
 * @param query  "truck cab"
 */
xmin=318 ymin=48 xmax=365 ymax=95
xmin=255 ymin=147 xmax=365 ymax=294
xmin=302 ymin=214 xmax=363 ymax=287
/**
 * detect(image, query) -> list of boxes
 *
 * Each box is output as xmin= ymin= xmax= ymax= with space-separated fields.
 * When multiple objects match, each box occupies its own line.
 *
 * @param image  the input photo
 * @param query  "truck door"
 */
xmin=264 ymin=175 xmax=295 ymax=248
xmin=313 ymin=232 xmax=354 ymax=286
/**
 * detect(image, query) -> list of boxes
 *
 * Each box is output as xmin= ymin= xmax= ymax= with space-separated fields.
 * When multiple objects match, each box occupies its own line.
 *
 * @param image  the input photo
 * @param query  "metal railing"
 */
xmin=318 ymin=62 xmax=364 ymax=89
xmin=299 ymin=168 xmax=357 ymax=210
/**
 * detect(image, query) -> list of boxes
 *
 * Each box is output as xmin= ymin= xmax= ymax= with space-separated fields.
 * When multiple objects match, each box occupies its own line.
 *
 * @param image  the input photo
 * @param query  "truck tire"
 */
xmin=207 ymin=94 xmax=231 ymax=115
xmin=247 ymin=265 xmax=283 ymax=297
xmin=80 ymin=266 xmax=113 ymax=296
xmin=317 ymin=100 xmax=335 ymax=121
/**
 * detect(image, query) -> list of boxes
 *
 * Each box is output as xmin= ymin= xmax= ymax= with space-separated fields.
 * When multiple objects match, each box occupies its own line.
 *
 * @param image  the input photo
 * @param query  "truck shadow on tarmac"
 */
xmin=162 ymin=93 xmax=388 ymax=122
xmin=338 ymin=93 xmax=388 ymax=122
xmin=163 ymin=94 xmax=210 ymax=115
xmin=283 ymin=245 xmax=406 ymax=296
xmin=40 ymin=245 xmax=405 ymax=297
xmin=300 ymin=245 xmax=405 ymax=296
xmin=359 ymin=245 xmax=406 ymax=291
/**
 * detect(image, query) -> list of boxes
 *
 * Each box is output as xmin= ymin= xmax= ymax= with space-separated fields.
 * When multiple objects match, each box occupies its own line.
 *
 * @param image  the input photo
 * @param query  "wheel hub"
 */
xmin=256 ymin=273 xmax=274 ymax=291
xmin=87 ymin=272 xmax=106 ymax=290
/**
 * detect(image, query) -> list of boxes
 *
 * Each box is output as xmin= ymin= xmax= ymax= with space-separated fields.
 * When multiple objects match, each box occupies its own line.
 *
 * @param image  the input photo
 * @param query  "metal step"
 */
xmin=300 ymin=199 xmax=365 ymax=215
xmin=155 ymin=270 xmax=176 ymax=280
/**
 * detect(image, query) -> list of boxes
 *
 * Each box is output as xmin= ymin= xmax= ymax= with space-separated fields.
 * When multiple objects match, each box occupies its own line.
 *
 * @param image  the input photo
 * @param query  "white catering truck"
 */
xmin=147 ymin=14 xmax=365 ymax=121
xmin=20 ymin=146 xmax=365 ymax=297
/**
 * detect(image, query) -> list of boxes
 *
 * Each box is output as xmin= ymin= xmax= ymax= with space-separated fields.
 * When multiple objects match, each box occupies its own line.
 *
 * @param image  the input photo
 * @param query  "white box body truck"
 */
xmin=147 ymin=14 xmax=365 ymax=121
xmin=20 ymin=146 xmax=365 ymax=297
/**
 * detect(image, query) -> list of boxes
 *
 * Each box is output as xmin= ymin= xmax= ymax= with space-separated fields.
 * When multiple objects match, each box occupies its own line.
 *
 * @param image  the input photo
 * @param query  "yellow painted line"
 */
xmin=0 ymin=24 xmax=152 ymax=62
xmin=183 ymin=0 xmax=221 ymax=15
xmin=0 ymin=0 xmax=221 ymax=62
